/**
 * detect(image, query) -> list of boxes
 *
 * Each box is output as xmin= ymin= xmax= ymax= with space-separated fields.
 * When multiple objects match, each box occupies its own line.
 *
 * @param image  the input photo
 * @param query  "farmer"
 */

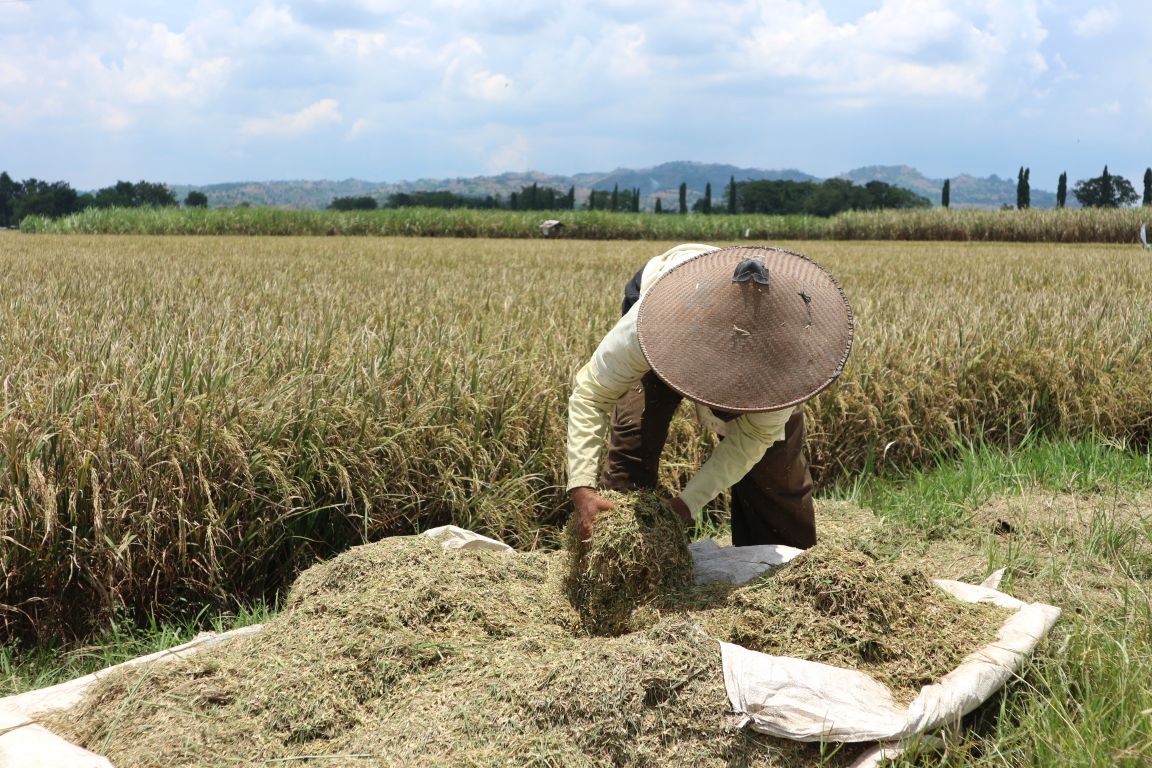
xmin=566 ymin=243 xmax=853 ymax=548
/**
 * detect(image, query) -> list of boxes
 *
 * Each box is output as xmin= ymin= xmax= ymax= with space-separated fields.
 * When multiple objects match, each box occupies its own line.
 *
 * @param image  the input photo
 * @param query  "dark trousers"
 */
xmin=598 ymin=371 xmax=816 ymax=549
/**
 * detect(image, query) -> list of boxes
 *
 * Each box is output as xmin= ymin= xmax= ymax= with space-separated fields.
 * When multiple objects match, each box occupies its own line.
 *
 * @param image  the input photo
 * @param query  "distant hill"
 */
xmin=170 ymin=162 xmax=1069 ymax=211
xmin=586 ymin=161 xmax=817 ymax=201
xmin=837 ymin=165 xmax=1069 ymax=209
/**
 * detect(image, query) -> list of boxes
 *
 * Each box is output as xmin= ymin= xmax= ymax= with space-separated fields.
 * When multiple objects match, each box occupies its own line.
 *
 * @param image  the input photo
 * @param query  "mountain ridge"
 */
xmin=170 ymin=161 xmax=1069 ymax=210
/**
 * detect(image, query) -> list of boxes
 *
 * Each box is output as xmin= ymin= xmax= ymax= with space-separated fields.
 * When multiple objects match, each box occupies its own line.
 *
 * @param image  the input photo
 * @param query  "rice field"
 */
xmin=1 ymin=233 xmax=1151 ymax=642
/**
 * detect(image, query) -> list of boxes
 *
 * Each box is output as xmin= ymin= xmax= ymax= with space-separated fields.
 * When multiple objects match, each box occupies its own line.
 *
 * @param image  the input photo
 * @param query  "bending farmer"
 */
xmin=566 ymin=244 xmax=853 ymax=548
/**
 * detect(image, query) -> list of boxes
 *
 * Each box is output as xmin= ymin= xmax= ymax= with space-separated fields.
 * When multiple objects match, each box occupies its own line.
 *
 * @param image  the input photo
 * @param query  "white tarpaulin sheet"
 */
xmin=713 ymin=560 xmax=1061 ymax=766
xmin=0 ymin=530 xmax=1060 ymax=768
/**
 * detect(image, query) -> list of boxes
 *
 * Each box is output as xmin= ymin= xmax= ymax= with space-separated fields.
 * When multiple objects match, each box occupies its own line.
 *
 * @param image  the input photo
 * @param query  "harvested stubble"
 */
xmin=47 ymin=505 xmax=1013 ymax=767
xmin=563 ymin=490 xmax=693 ymax=635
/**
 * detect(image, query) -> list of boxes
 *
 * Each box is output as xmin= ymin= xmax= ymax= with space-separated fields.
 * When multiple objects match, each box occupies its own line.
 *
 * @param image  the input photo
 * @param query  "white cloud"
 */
xmin=855 ymin=0 xmax=965 ymax=55
xmin=1087 ymin=100 xmax=1121 ymax=115
xmin=332 ymin=30 xmax=392 ymax=58
xmin=346 ymin=118 xmax=371 ymax=139
xmin=1071 ymin=4 xmax=1119 ymax=36
xmin=438 ymin=36 xmax=519 ymax=103
xmin=484 ymin=134 xmax=531 ymax=174
xmin=604 ymin=25 xmax=650 ymax=79
xmin=241 ymin=98 xmax=343 ymax=137
xmin=99 ymin=106 xmax=135 ymax=132
xmin=0 ymin=0 xmax=1145 ymax=190
xmin=733 ymin=0 xmax=1049 ymax=104
xmin=0 ymin=59 xmax=23 ymax=88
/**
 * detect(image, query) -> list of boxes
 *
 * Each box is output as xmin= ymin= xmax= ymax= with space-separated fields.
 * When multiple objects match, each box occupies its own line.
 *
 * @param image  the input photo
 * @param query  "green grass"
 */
xmin=833 ymin=434 xmax=1152 ymax=535
xmin=0 ymin=601 xmax=271 ymax=697
xmin=18 ymin=205 xmax=1152 ymax=243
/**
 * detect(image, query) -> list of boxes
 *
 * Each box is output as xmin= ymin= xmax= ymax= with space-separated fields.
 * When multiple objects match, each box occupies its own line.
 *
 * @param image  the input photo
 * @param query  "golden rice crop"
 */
xmin=0 ymin=233 xmax=1150 ymax=641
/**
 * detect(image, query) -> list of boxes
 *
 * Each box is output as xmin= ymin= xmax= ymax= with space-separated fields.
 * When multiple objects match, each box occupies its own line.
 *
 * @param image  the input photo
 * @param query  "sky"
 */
xmin=2 ymin=0 xmax=1150 ymax=193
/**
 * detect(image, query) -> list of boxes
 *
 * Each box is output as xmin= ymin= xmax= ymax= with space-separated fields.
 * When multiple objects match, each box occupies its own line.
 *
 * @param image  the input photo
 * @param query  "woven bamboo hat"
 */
xmin=636 ymin=245 xmax=853 ymax=413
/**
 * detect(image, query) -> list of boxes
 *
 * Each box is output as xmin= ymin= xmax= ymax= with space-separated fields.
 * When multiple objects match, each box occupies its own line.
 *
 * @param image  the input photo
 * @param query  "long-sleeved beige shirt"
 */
xmin=566 ymin=243 xmax=796 ymax=520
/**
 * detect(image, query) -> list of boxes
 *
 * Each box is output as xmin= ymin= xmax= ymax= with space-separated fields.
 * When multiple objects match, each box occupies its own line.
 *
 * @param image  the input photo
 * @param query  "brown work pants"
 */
xmin=598 ymin=371 xmax=816 ymax=549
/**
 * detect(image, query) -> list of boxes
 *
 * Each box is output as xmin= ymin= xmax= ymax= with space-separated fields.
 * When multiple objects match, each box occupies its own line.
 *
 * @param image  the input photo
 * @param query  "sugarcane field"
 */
xmin=0 ymin=232 xmax=1149 ymax=767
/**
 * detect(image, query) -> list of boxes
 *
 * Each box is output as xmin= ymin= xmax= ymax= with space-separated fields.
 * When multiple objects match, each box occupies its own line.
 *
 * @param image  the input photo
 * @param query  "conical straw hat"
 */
xmin=636 ymin=245 xmax=853 ymax=413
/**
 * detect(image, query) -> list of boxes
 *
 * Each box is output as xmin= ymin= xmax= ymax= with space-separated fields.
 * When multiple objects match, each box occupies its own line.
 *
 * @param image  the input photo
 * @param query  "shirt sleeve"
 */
xmin=565 ymin=305 xmax=650 ymax=490
xmin=678 ymin=407 xmax=795 ymax=519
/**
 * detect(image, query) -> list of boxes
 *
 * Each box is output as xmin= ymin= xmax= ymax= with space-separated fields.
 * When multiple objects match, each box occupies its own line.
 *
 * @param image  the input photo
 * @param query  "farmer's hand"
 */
xmin=570 ymin=487 xmax=615 ymax=542
xmin=669 ymin=496 xmax=693 ymax=529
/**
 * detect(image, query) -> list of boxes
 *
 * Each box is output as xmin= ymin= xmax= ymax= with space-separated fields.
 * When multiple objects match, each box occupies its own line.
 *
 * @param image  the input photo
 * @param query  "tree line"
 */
xmin=331 ymin=177 xmax=932 ymax=217
xmin=5 ymin=165 xmax=1151 ymax=228
xmin=0 ymin=173 xmax=209 ymax=228
xmin=943 ymin=165 xmax=1152 ymax=210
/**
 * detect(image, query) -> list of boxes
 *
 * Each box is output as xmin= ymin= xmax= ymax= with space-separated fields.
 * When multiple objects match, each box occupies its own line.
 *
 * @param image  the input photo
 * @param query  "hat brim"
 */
xmin=636 ymin=246 xmax=853 ymax=413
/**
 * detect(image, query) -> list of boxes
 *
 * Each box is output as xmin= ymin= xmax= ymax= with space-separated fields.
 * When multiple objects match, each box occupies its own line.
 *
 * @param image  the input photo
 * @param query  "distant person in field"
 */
xmin=566 ymin=243 xmax=853 ymax=548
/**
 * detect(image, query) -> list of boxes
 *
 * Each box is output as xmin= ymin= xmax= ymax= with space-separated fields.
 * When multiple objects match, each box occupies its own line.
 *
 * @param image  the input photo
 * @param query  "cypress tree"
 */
xmin=703 ymin=182 xmax=712 ymax=214
xmin=678 ymin=182 xmax=687 ymax=214
xmin=1016 ymin=166 xmax=1031 ymax=209
xmin=728 ymin=175 xmax=737 ymax=214
xmin=941 ymin=179 xmax=950 ymax=209
xmin=1057 ymin=172 xmax=1067 ymax=208
xmin=1143 ymin=168 xmax=1151 ymax=207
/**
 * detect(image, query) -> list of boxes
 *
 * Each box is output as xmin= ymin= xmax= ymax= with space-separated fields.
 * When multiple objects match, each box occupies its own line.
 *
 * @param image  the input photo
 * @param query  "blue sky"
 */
xmin=2 ymin=0 xmax=1149 ymax=193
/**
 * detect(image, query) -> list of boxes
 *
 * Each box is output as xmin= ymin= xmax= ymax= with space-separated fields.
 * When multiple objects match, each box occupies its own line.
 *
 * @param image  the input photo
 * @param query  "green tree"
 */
xmin=1016 ymin=167 xmax=1030 ymax=209
xmin=1057 ymin=172 xmax=1067 ymax=208
xmin=586 ymin=190 xmax=611 ymax=210
xmin=93 ymin=180 xmax=136 ymax=208
xmin=727 ymin=175 xmax=737 ymax=214
xmin=1143 ymin=168 xmax=1151 ymax=207
xmin=702 ymin=182 xmax=712 ymax=214
xmin=735 ymin=178 xmax=927 ymax=217
xmin=387 ymin=191 xmax=498 ymax=209
xmin=941 ymin=179 xmax=950 ymax=209
xmin=678 ymin=182 xmax=687 ymax=214
xmin=329 ymin=195 xmax=377 ymax=211
xmin=739 ymin=179 xmax=812 ymax=214
xmin=511 ymin=184 xmax=561 ymax=210
xmin=184 ymin=191 xmax=209 ymax=208
xmin=0 ymin=171 xmax=16 ymax=227
xmin=13 ymin=178 xmax=81 ymax=220
xmin=135 ymin=181 xmax=178 ymax=207
xmin=654 ymin=197 xmax=663 ymax=214
xmin=1073 ymin=166 xmax=1138 ymax=208
xmin=93 ymin=180 xmax=177 ymax=208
